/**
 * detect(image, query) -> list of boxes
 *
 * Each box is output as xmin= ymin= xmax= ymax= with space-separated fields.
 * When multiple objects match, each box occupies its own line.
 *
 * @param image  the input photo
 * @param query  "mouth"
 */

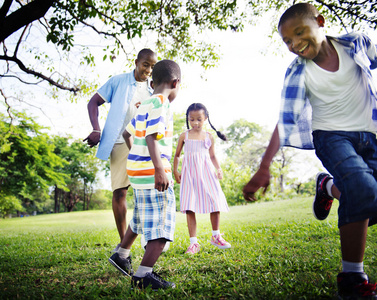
xmin=298 ymin=44 xmax=308 ymax=54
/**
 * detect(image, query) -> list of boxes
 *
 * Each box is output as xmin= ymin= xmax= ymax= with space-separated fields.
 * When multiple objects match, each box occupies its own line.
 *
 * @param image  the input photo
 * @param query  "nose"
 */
xmin=290 ymin=37 xmax=300 ymax=53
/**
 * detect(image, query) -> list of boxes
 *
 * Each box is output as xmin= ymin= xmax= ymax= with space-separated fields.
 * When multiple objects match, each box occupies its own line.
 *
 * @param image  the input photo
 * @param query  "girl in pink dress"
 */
xmin=173 ymin=103 xmax=230 ymax=254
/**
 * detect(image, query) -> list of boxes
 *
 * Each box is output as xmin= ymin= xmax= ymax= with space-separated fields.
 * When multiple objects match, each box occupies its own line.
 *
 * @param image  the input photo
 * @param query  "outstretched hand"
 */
xmin=83 ymin=131 xmax=101 ymax=148
xmin=242 ymin=166 xmax=271 ymax=202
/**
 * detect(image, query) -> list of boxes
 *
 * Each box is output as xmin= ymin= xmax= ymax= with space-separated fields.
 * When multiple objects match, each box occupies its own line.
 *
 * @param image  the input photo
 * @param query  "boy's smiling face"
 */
xmin=134 ymin=54 xmax=157 ymax=82
xmin=279 ymin=14 xmax=326 ymax=61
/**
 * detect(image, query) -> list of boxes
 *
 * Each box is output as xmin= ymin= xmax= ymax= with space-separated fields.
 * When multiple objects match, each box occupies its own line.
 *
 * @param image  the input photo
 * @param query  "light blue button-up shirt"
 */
xmin=96 ymin=71 xmax=153 ymax=160
xmin=278 ymin=32 xmax=377 ymax=149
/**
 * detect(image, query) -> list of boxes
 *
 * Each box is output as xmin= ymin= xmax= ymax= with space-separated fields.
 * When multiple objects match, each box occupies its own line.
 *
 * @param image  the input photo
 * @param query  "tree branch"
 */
xmin=0 ymin=0 xmax=55 ymax=42
xmin=0 ymin=0 xmax=13 ymax=23
xmin=0 ymin=54 xmax=79 ymax=93
xmin=0 ymin=88 xmax=14 ymax=125
xmin=77 ymin=19 xmax=126 ymax=54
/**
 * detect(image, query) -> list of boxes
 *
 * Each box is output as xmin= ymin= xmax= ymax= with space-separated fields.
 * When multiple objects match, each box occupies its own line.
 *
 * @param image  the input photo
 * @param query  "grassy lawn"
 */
xmin=1 ymin=196 xmax=376 ymax=299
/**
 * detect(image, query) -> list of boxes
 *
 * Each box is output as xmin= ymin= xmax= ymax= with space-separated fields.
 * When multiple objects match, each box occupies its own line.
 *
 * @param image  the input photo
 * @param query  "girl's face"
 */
xmin=188 ymin=109 xmax=207 ymax=131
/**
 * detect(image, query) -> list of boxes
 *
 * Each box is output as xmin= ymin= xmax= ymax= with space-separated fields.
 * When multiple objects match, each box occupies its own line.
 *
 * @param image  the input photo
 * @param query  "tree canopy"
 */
xmin=1 ymin=0 xmax=376 ymax=97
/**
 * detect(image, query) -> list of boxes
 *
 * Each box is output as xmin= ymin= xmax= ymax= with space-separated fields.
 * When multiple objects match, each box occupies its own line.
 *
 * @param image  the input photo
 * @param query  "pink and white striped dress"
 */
xmin=180 ymin=131 xmax=229 ymax=214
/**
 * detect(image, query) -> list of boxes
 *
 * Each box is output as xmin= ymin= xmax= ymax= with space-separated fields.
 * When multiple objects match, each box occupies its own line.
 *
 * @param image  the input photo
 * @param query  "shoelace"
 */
xmin=357 ymin=280 xmax=377 ymax=296
xmin=213 ymin=234 xmax=227 ymax=245
xmin=151 ymin=271 xmax=164 ymax=282
xmin=187 ymin=243 xmax=199 ymax=252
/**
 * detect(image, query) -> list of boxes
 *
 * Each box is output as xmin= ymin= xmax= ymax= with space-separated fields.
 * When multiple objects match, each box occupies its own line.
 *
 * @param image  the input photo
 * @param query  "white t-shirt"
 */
xmin=306 ymin=40 xmax=376 ymax=133
xmin=116 ymin=80 xmax=150 ymax=143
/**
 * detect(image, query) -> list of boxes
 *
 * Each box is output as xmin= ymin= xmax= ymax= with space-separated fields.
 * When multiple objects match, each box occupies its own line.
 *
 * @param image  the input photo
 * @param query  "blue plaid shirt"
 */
xmin=278 ymin=32 xmax=377 ymax=149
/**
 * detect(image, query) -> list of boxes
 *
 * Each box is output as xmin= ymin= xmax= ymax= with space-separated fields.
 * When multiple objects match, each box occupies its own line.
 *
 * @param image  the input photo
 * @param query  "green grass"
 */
xmin=1 ymin=197 xmax=376 ymax=299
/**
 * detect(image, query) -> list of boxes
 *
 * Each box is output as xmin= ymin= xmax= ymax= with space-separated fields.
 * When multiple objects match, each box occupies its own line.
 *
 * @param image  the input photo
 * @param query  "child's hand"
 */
xmin=154 ymin=168 xmax=170 ymax=192
xmin=174 ymin=172 xmax=181 ymax=184
xmin=216 ymin=169 xmax=223 ymax=180
xmin=243 ymin=167 xmax=270 ymax=202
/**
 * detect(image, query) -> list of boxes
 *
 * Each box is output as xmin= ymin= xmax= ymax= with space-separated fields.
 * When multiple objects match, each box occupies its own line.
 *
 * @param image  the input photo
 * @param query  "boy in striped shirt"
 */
xmin=108 ymin=60 xmax=181 ymax=290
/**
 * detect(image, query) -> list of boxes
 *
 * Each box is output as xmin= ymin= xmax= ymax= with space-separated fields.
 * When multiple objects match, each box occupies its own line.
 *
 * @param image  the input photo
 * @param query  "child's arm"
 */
xmin=146 ymin=133 xmax=170 ymax=192
xmin=173 ymin=133 xmax=185 ymax=184
xmin=243 ymin=124 xmax=280 ymax=201
xmin=122 ymin=129 xmax=133 ymax=150
xmin=208 ymin=133 xmax=223 ymax=180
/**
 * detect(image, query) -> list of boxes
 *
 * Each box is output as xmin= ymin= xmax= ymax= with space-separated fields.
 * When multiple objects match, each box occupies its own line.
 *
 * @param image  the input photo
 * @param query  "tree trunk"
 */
xmin=54 ymin=185 xmax=60 ymax=213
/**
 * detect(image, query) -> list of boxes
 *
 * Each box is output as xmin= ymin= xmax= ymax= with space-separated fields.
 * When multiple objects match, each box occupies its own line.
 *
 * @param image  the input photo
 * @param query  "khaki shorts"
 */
xmin=110 ymin=143 xmax=131 ymax=192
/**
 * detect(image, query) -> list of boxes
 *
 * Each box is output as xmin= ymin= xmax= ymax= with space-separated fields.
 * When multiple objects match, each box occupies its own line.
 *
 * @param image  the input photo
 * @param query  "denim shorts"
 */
xmin=313 ymin=130 xmax=377 ymax=227
xmin=130 ymin=186 xmax=176 ymax=242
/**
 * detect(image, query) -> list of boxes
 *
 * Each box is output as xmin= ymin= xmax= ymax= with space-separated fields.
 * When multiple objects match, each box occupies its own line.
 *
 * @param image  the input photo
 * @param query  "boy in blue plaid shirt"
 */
xmin=243 ymin=3 xmax=377 ymax=299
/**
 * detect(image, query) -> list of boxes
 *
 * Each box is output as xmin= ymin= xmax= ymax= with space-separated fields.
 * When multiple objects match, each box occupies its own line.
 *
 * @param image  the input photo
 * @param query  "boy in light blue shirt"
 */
xmin=83 ymin=49 xmax=157 ymax=251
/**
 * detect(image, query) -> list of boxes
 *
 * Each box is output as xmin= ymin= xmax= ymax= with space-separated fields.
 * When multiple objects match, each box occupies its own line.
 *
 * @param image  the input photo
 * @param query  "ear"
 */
xmin=316 ymin=15 xmax=325 ymax=28
xmin=172 ymin=79 xmax=180 ymax=89
xmin=135 ymin=58 xmax=139 ymax=67
xmin=150 ymin=80 xmax=154 ymax=89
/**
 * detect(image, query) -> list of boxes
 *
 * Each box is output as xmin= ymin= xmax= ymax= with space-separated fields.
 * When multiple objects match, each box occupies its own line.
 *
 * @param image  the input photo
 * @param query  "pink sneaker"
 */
xmin=185 ymin=243 xmax=200 ymax=254
xmin=210 ymin=234 xmax=231 ymax=249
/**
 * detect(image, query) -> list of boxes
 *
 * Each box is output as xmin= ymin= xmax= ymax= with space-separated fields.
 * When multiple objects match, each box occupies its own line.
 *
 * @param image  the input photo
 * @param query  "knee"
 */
xmin=113 ymin=188 xmax=128 ymax=203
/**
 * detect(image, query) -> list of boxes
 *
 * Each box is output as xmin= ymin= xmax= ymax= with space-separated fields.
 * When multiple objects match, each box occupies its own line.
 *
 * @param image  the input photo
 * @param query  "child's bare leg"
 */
xmin=332 ymin=184 xmax=341 ymax=199
xmin=120 ymin=225 xmax=138 ymax=249
xmin=186 ymin=210 xmax=197 ymax=237
xmin=140 ymin=239 xmax=166 ymax=267
xmin=339 ymin=219 xmax=368 ymax=263
xmin=185 ymin=211 xmax=200 ymax=253
xmin=112 ymin=187 xmax=128 ymax=243
xmin=209 ymin=211 xmax=231 ymax=249
xmin=210 ymin=211 xmax=220 ymax=231
xmin=109 ymin=225 xmax=136 ymax=276
xmin=133 ymin=238 xmax=175 ymax=289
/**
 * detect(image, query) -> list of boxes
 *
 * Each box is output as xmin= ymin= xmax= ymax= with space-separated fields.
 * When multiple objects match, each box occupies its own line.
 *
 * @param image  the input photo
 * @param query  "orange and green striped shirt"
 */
xmin=125 ymin=94 xmax=173 ymax=189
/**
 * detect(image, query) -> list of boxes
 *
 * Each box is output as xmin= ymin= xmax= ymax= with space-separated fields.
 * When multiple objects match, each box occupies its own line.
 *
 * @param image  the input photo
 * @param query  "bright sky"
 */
xmin=31 ymin=23 xmax=295 ymax=137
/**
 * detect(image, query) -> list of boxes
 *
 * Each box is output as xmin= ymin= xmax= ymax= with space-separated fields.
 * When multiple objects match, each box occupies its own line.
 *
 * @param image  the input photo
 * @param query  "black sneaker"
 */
xmin=337 ymin=272 xmax=377 ymax=299
xmin=313 ymin=172 xmax=334 ymax=220
xmin=108 ymin=252 xmax=133 ymax=277
xmin=131 ymin=271 xmax=176 ymax=290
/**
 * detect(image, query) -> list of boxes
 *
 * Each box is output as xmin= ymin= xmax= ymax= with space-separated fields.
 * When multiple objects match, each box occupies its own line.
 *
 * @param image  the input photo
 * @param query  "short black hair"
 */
xmin=152 ymin=60 xmax=181 ymax=86
xmin=137 ymin=48 xmax=156 ymax=60
xmin=278 ymin=3 xmax=320 ymax=29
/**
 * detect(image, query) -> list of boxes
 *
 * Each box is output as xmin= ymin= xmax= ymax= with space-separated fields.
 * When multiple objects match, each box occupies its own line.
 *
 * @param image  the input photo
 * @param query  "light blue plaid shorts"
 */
xmin=130 ymin=186 xmax=176 ymax=242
